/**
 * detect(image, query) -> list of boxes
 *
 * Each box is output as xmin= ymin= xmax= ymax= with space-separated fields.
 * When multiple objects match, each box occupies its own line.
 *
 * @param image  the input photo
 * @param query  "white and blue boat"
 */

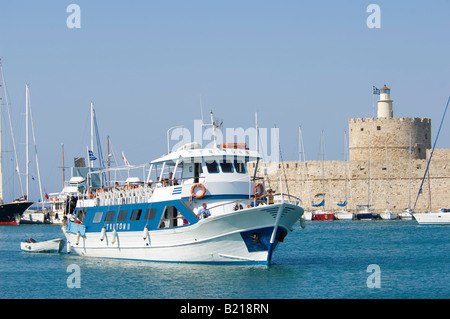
xmin=62 ymin=127 xmax=304 ymax=265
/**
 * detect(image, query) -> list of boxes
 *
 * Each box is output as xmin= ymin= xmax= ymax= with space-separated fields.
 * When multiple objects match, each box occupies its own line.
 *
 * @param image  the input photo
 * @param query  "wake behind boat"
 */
xmin=62 ymin=117 xmax=304 ymax=265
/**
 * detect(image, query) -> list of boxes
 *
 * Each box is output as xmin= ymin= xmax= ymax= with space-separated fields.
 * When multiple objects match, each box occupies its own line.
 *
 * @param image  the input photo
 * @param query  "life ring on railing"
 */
xmin=254 ymin=183 xmax=264 ymax=197
xmin=190 ymin=183 xmax=206 ymax=200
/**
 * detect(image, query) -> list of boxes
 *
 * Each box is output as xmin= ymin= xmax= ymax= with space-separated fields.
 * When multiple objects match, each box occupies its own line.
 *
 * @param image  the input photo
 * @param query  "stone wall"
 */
xmin=252 ymin=149 xmax=449 ymax=212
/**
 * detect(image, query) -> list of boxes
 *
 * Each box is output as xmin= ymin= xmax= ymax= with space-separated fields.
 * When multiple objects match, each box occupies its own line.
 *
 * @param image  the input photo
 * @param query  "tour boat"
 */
xmin=62 ymin=122 xmax=304 ymax=264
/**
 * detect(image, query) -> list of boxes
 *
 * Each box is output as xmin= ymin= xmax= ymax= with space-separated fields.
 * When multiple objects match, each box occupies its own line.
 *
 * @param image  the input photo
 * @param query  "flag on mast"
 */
xmin=122 ymin=152 xmax=130 ymax=167
xmin=372 ymin=86 xmax=380 ymax=95
xmin=88 ymin=150 xmax=97 ymax=161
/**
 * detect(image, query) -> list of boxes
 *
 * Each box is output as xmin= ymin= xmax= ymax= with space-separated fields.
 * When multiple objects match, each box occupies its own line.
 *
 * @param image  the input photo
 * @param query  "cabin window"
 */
xmin=130 ymin=209 xmax=142 ymax=221
xmin=105 ymin=211 xmax=115 ymax=222
xmin=144 ymin=208 xmax=157 ymax=220
xmin=206 ymin=161 xmax=219 ymax=173
xmin=377 ymin=126 xmax=381 ymax=131
xmin=220 ymin=162 xmax=234 ymax=173
xmin=234 ymin=161 xmax=246 ymax=173
xmin=93 ymin=212 xmax=103 ymax=223
xmin=117 ymin=210 xmax=128 ymax=222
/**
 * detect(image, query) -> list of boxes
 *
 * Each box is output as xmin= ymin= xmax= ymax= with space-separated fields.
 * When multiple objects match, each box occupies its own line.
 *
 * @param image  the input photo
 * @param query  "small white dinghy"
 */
xmin=21 ymin=238 xmax=65 ymax=253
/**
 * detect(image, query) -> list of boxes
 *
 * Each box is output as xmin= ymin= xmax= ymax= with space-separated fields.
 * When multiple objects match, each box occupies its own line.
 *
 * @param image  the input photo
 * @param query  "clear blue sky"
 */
xmin=1 ymin=1 xmax=449 ymax=201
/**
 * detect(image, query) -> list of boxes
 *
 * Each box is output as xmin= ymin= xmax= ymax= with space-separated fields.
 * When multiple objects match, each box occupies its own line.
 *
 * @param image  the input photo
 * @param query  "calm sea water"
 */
xmin=0 ymin=220 xmax=448 ymax=299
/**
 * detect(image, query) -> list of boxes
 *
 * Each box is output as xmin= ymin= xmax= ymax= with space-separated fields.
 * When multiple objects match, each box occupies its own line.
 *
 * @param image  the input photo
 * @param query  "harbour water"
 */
xmin=0 ymin=220 xmax=448 ymax=299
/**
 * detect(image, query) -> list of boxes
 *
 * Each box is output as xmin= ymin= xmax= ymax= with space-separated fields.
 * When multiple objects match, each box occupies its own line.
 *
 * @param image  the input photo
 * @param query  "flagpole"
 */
xmin=372 ymin=92 xmax=375 ymax=118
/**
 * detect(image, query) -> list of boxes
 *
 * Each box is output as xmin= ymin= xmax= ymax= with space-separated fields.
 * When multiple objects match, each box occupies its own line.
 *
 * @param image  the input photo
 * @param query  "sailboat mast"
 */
xmin=26 ymin=84 xmax=29 ymax=199
xmin=408 ymin=131 xmax=412 ymax=210
xmin=90 ymin=101 xmax=94 ymax=168
xmin=0 ymin=61 xmax=2 ymax=203
xmin=368 ymin=131 xmax=371 ymax=207
xmin=298 ymin=126 xmax=302 ymax=203
xmin=321 ymin=131 xmax=325 ymax=204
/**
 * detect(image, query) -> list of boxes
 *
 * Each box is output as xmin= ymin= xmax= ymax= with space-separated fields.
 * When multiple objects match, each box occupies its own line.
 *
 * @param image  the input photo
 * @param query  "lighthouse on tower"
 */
xmin=349 ymin=84 xmax=432 ymax=161
xmin=377 ymin=84 xmax=393 ymax=118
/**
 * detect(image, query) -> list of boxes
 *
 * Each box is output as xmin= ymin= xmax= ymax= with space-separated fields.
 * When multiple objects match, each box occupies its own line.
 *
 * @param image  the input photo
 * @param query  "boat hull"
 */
xmin=399 ymin=212 xmax=413 ymax=220
xmin=413 ymin=212 xmax=450 ymax=225
xmin=334 ymin=211 xmax=354 ymax=220
xmin=20 ymin=211 xmax=46 ymax=224
xmin=0 ymin=201 xmax=33 ymax=225
xmin=63 ymin=203 xmax=303 ymax=264
xmin=355 ymin=212 xmax=374 ymax=220
xmin=21 ymin=239 xmax=65 ymax=253
xmin=379 ymin=211 xmax=398 ymax=220
xmin=312 ymin=212 xmax=334 ymax=220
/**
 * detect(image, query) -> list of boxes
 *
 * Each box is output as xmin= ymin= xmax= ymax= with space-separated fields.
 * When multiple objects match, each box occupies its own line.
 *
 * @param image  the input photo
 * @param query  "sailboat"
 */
xmin=335 ymin=131 xmax=353 ymax=220
xmin=20 ymin=84 xmax=47 ymax=224
xmin=298 ymin=127 xmax=312 ymax=221
xmin=399 ymin=132 xmax=414 ymax=220
xmin=355 ymin=131 xmax=374 ymax=220
xmin=379 ymin=140 xmax=398 ymax=220
xmin=312 ymin=131 xmax=334 ymax=220
xmin=413 ymin=96 xmax=450 ymax=225
xmin=0 ymin=61 xmax=33 ymax=225
xmin=46 ymin=102 xmax=105 ymax=222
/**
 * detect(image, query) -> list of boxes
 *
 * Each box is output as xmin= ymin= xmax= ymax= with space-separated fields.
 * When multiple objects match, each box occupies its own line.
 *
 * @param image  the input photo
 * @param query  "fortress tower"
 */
xmin=349 ymin=85 xmax=432 ymax=161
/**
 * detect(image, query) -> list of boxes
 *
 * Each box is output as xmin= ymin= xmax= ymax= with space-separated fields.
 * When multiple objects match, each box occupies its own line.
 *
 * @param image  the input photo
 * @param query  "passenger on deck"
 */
xmin=233 ymin=201 xmax=243 ymax=211
xmin=197 ymin=203 xmax=211 ymax=220
xmin=168 ymin=172 xmax=178 ymax=186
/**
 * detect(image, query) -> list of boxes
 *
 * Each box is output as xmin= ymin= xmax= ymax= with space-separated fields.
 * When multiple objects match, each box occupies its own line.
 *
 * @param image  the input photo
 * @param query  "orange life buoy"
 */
xmin=190 ymin=183 xmax=206 ymax=199
xmin=254 ymin=183 xmax=264 ymax=197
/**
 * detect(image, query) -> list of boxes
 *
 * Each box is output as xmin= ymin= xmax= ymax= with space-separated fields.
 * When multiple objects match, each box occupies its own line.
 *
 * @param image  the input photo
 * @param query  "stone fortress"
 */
xmin=258 ymin=85 xmax=450 ymax=212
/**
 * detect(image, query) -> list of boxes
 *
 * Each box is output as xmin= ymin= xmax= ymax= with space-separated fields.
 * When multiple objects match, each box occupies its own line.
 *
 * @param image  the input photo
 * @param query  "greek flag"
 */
xmin=373 ymin=86 xmax=380 ymax=95
xmin=88 ymin=150 xmax=97 ymax=161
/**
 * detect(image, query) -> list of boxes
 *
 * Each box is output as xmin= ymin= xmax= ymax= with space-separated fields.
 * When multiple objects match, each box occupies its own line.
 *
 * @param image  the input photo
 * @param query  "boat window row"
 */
xmin=92 ymin=208 xmax=157 ymax=224
xmin=205 ymin=160 xmax=246 ymax=174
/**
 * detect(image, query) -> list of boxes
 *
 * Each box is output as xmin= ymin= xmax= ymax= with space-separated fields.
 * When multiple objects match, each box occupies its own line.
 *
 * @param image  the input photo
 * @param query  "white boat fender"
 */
xmin=111 ymin=229 xmax=117 ymax=244
xmin=75 ymin=231 xmax=81 ymax=245
xmin=300 ymin=216 xmax=306 ymax=229
xmin=143 ymin=226 xmax=149 ymax=240
xmin=100 ymin=227 xmax=106 ymax=241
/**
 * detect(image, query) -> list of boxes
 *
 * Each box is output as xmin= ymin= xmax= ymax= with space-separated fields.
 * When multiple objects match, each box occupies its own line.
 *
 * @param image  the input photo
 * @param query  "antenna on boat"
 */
xmin=203 ymin=110 xmax=222 ymax=148
xmin=200 ymin=95 xmax=204 ymax=124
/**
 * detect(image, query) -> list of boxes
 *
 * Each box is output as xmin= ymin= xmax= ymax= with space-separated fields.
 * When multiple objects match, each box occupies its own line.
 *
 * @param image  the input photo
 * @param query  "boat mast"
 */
xmin=368 ymin=131 xmax=371 ymax=208
xmin=90 ymin=101 xmax=94 ymax=168
xmin=321 ymin=130 xmax=325 ymax=208
xmin=385 ymin=139 xmax=390 ymax=211
xmin=408 ymin=131 xmax=412 ymax=210
xmin=26 ymin=84 xmax=29 ymax=199
xmin=28 ymin=89 xmax=44 ymax=206
xmin=62 ymin=143 xmax=65 ymax=188
xmin=0 ymin=61 xmax=2 ymax=203
xmin=298 ymin=126 xmax=302 ymax=204
xmin=344 ymin=131 xmax=348 ymax=206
